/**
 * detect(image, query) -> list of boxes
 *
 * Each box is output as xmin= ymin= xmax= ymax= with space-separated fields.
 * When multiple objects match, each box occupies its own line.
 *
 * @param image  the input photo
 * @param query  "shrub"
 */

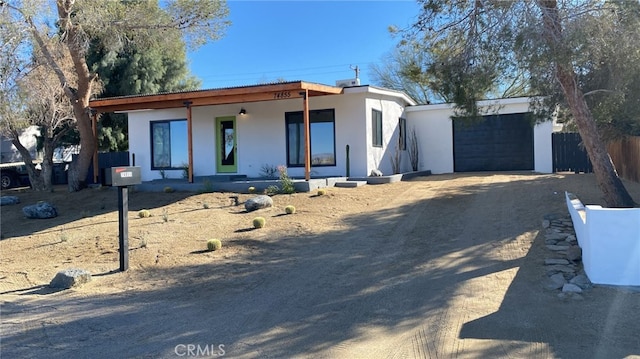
xmin=200 ymin=179 xmax=214 ymax=193
xmin=248 ymin=186 xmax=256 ymax=194
xmin=277 ymin=165 xmax=295 ymax=194
xmin=138 ymin=209 xmax=151 ymax=218
xmin=203 ymin=203 xmax=210 ymax=209
xmin=207 ymin=239 xmax=222 ymax=251
xmin=253 ymin=217 xmax=266 ymax=229
xmin=265 ymin=185 xmax=280 ymax=195
xmin=317 ymin=189 xmax=327 ymax=196
xmin=161 ymin=209 xmax=169 ymax=223
xmin=163 ymin=186 xmax=174 ymax=193
xmin=285 ymin=205 xmax=296 ymax=214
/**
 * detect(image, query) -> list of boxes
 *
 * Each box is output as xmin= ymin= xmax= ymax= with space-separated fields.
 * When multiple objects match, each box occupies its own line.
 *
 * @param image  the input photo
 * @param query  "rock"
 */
xmin=545 ymin=258 xmax=570 ymax=265
xmin=0 ymin=196 xmax=20 ymax=206
xmin=545 ymin=273 xmax=566 ymax=290
xmin=370 ymin=169 xmax=383 ymax=176
xmin=542 ymin=219 xmax=550 ymax=228
xmin=565 ymin=235 xmax=577 ymax=243
xmin=570 ymin=274 xmax=592 ymax=289
xmin=244 ymin=195 xmax=273 ymax=212
xmin=546 ymin=264 xmax=576 ymax=275
xmin=545 ymin=232 xmax=568 ymax=241
xmin=546 ymin=244 xmax=570 ymax=251
xmin=49 ymin=268 xmax=92 ymax=289
xmin=22 ymin=202 xmax=57 ymax=219
xmin=566 ymin=246 xmax=582 ymax=261
xmin=562 ymin=283 xmax=583 ymax=293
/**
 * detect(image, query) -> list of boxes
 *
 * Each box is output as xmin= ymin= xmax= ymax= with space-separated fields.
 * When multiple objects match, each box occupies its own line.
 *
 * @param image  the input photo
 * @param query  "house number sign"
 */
xmin=273 ymin=91 xmax=292 ymax=99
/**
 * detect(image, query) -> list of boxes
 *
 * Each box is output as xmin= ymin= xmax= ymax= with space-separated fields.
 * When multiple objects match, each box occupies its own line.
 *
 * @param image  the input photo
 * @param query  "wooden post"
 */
xmin=92 ymin=111 xmax=99 ymax=184
xmin=184 ymin=101 xmax=194 ymax=183
xmin=301 ymin=90 xmax=310 ymax=181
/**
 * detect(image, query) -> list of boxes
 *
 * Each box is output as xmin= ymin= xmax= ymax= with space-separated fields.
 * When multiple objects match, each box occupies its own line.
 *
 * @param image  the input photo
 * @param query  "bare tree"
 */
xmin=2 ymin=0 xmax=230 ymax=191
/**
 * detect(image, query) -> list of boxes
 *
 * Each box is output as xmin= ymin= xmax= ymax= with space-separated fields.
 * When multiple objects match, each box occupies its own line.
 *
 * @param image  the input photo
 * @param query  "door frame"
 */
xmin=215 ymin=116 xmax=237 ymax=173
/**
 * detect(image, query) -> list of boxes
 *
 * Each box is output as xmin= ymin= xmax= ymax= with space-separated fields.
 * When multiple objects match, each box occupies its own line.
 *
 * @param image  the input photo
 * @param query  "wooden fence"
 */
xmin=552 ymin=133 xmax=593 ymax=173
xmin=608 ymin=136 xmax=640 ymax=183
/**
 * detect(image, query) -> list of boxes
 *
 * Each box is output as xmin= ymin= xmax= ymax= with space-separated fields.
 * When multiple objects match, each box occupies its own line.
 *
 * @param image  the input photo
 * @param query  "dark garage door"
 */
xmin=453 ymin=113 xmax=534 ymax=172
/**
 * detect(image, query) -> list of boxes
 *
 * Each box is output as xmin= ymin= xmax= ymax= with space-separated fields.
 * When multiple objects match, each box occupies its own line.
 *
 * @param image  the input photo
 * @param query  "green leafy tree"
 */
xmin=87 ymin=17 xmax=202 ymax=151
xmin=403 ymin=0 xmax=635 ymax=207
xmin=2 ymin=0 xmax=229 ymax=191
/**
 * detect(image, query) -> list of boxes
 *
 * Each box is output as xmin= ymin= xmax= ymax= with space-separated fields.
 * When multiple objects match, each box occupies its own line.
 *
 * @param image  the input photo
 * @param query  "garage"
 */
xmin=453 ymin=113 xmax=534 ymax=172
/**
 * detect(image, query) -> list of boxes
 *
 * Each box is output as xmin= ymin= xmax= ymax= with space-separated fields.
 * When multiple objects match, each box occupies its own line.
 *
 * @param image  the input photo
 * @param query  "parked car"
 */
xmin=0 ymin=162 xmax=31 ymax=189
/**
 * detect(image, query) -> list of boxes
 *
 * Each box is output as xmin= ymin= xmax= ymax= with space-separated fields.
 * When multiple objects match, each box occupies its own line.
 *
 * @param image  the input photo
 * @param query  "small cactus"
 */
xmin=207 ymin=239 xmax=222 ymax=251
xmin=317 ymin=189 xmax=327 ymax=196
xmin=248 ymin=186 xmax=256 ymax=194
xmin=163 ymin=186 xmax=174 ymax=193
xmin=253 ymin=217 xmax=266 ymax=229
xmin=138 ymin=209 xmax=151 ymax=218
xmin=285 ymin=205 xmax=296 ymax=214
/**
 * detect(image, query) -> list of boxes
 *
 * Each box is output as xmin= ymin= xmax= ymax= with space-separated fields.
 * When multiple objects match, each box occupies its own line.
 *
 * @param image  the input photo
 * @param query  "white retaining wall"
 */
xmin=566 ymin=192 xmax=640 ymax=286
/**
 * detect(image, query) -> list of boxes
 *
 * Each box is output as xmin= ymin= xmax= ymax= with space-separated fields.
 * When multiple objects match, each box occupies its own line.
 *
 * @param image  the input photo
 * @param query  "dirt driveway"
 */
xmin=1 ymin=173 xmax=639 ymax=358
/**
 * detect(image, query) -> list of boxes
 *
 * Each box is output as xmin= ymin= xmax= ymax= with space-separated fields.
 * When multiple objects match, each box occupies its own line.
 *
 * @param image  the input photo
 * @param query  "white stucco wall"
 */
xmin=566 ymin=192 xmax=640 ymax=286
xmin=406 ymin=97 xmax=554 ymax=174
xmin=126 ymin=89 xmax=411 ymax=181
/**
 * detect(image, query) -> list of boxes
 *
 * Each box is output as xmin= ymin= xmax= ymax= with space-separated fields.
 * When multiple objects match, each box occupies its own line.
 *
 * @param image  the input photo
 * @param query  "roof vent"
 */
xmin=335 ymin=78 xmax=361 ymax=87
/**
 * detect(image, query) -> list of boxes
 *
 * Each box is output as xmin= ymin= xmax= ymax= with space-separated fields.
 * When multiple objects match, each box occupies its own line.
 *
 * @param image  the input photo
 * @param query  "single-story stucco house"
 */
xmin=88 ymin=81 xmax=553 ymax=185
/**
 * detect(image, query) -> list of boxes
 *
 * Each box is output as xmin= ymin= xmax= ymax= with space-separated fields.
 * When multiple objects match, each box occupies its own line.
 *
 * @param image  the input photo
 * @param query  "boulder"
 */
xmin=22 ymin=202 xmax=57 ymax=219
xmin=244 ymin=195 xmax=273 ymax=212
xmin=0 ymin=196 xmax=20 ymax=206
xmin=49 ymin=269 xmax=92 ymax=289
xmin=370 ymin=169 xmax=383 ymax=177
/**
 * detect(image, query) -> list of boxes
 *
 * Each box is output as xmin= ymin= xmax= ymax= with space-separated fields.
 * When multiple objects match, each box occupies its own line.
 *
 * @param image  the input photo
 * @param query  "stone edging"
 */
xmin=542 ymin=214 xmax=592 ymax=300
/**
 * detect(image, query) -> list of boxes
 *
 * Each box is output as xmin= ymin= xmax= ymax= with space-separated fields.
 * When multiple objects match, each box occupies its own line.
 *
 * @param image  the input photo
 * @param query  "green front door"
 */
xmin=216 ymin=116 xmax=237 ymax=173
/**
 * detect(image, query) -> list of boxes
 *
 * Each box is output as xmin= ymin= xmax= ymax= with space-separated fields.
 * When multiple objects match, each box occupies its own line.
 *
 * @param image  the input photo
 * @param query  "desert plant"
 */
xmin=59 ymin=228 xmax=69 ymax=242
xmin=248 ymin=186 xmax=256 ymax=194
xmin=138 ymin=209 xmax=151 ymax=218
xmin=408 ymin=127 xmax=419 ymax=172
xmin=259 ymin=164 xmax=278 ymax=178
xmin=277 ymin=165 xmax=295 ymax=194
xmin=317 ymin=189 xmax=327 ymax=196
xmin=139 ymin=237 xmax=147 ymax=248
xmin=265 ymin=185 xmax=280 ymax=196
xmin=203 ymin=202 xmax=210 ymax=209
xmin=161 ymin=209 xmax=169 ymax=223
xmin=253 ymin=217 xmax=266 ymax=229
xmin=159 ymin=169 xmax=167 ymax=179
xmin=163 ymin=186 xmax=174 ymax=193
xmin=285 ymin=205 xmax=296 ymax=214
xmin=200 ymin=179 xmax=214 ymax=193
xmin=181 ymin=163 xmax=189 ymax=179
xmin=207 ymin=239 xmax=222 ymax=251
xmin=390 ymin=143 xmax=402 ymax=174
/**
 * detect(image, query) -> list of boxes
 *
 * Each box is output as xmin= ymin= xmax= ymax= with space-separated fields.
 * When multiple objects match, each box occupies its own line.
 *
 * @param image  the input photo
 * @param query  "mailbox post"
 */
xmin=103 ymin=167 xmax=141 ymax=271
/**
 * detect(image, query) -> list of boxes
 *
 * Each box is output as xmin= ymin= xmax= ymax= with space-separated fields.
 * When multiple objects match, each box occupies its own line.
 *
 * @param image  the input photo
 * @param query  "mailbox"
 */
xmin=103 ymin=166 xmax=141 ymax=187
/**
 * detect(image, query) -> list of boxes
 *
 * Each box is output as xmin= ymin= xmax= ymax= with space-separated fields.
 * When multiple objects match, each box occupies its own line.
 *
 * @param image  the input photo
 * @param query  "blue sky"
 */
xmin=188 ymin=1 xmax=420 ymax=89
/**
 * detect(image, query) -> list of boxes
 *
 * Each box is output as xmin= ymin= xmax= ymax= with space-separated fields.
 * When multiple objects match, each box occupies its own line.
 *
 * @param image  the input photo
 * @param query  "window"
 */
xmin=399 ymin=117 xmax=407 ymax=150
xmin=285 ymin=109 xmax=336 ymax=167
xmin=150 ymin=119 xmax=188 ymax=169
xmin=372 ymin=109 xmax=383 ymax=147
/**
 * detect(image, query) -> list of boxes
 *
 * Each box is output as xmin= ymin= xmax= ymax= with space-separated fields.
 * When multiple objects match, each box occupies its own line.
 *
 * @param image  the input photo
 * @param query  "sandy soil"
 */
xmin=1 ymin=172 xmax=639 ymax=358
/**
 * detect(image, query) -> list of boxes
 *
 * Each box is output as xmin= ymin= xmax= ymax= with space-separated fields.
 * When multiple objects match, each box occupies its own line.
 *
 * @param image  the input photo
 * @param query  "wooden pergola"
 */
xmin=89 ymin=81 xmax=343 ymax=183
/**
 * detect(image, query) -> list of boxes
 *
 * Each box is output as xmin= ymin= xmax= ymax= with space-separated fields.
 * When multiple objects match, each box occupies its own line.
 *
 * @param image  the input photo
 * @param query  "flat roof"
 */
xmin=89 ymin=81 xmax=344 ymax=113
